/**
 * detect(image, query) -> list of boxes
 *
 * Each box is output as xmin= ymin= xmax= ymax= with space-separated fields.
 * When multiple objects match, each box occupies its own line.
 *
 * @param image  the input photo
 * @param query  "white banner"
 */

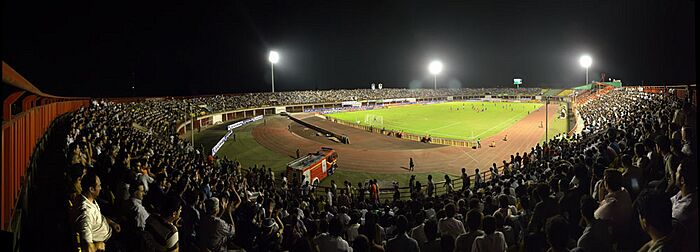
xmin=212 ymin=130 xmax=233 ymax=156
xmin=341 ymin=101 xmax=361 ymax=107
xmin=227 ymin=115 xmax=263 ymax=131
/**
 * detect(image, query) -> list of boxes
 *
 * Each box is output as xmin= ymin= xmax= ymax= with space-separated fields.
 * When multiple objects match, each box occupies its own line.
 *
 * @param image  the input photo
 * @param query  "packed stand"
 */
xmin=62 ymin=88 xmax=695 ymax=252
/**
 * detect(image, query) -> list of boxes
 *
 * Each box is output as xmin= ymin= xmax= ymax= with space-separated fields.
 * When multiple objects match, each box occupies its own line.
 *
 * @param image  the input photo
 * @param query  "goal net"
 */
xmin=364 ymin=114 xmax=384 ymax=126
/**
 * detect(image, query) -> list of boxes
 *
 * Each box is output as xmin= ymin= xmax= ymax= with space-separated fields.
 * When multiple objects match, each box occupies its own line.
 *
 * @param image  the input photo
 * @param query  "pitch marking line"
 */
xmin=426 ymin=121 xmax=463 ymax=133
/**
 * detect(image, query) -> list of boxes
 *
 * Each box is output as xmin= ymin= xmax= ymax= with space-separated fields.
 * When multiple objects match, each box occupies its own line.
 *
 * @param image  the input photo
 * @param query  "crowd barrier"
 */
xmin=308 ymin=163 xmax=510 ymax=201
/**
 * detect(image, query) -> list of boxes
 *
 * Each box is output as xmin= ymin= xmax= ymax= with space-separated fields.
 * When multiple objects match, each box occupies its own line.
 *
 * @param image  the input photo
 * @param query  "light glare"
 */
xmin=269 ymin=51 xmax=279 ymax=64
xmin=428 ymin=61 xmax=443 ymax=75
xmin=579 ymin=55 xmax=592 ymax=68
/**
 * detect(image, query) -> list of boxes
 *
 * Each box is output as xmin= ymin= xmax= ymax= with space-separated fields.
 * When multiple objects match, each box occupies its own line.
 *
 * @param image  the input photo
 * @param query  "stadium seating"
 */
xmin=19 ymin=87 xmax=699 ymax=251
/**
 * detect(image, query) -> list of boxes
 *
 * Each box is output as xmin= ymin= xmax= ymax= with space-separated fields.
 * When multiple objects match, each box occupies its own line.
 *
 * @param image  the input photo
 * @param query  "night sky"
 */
xmin=3 ymin=0 xmax=695 ymax=97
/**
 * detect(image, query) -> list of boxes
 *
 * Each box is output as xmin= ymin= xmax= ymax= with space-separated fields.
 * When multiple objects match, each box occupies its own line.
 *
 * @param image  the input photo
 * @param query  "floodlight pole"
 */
xmin=271 ymin=62 xmax=275 ymax=93
xmin=434 ymin=74 xmax=437 ymax=90
xmin=545 ymin=96 xmax=548 ymax=142
xmin=585 ymin=67 xmax=589 ymax=85
xmin=190 ymin=103 xmax=195 ymax=152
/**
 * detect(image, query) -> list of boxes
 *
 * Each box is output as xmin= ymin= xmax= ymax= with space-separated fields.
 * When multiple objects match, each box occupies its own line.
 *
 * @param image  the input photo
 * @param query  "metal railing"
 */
xmin=2 ymin=62 xmax=89 ymax=234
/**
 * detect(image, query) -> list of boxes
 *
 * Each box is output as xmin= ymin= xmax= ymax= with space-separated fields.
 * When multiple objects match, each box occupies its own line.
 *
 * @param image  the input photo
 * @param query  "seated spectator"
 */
xmin=635 ymin=189 xmax=679 ymax=252
xmin=143 ymin=195 xmax=181 ymax=251
xmin=386 ymin=215 xmax=419 ymax=252
xmin=576 ymin=195 xmax=612 ymax=252
xmin=471 ymin=215 xmax=506 ymax=252
xmin=455 ymin=209 xmax=484 ymax=252
xmin=75 ymin=171 xmax=121 ymax=252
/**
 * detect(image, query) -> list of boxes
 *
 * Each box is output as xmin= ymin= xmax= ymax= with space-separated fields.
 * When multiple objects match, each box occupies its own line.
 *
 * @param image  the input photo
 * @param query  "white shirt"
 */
xmin=471 ymin=231 xmax=507 ymax=252
xmin=128 ymin=197 xmax=150 ymax=230
xmin=410 ymin=223 xmax=427 ymax=243
xmin=671 ymin=191 xmax=697 ymax=225
xmin=75 ymin=195 xmax=112 ymax=243
xmin=136 ymin=173 xmax=154 ymax=192
xmin=315 ymin=233 xmax=353 ymax=252
xmin=438 ymin=217 xmax=466 ymax=240
xmin=346 ymin=223 xmax=360 ymax=243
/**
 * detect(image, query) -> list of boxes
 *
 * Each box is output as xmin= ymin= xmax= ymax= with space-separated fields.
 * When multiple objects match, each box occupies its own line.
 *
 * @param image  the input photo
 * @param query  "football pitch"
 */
xmin=326 ymin=101 xmax=542 ymax=140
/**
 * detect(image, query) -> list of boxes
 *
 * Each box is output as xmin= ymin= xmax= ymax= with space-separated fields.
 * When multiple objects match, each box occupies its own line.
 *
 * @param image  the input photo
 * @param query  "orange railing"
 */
xmin=1 ymin=62 xmax=89 ymax=231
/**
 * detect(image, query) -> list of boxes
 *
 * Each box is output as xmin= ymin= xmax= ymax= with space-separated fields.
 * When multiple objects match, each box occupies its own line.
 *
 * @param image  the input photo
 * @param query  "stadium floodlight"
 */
xmin=269 ymin=50 xmax=280 ymax=92
xmin=579 ymin=55 xmax=592 ymax=84
xmin=428 ymin=60 xmax=443 ymax=89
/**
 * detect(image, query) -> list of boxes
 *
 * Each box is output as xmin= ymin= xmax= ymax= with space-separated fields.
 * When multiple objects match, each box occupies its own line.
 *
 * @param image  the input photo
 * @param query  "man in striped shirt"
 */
xmin=144 ymin=195 xmax=182 ymax=251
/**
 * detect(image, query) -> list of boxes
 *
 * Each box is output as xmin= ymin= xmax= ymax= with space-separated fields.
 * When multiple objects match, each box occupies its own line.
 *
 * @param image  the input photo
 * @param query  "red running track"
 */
xmin=252 ymin=104 xmax=560 ymax=175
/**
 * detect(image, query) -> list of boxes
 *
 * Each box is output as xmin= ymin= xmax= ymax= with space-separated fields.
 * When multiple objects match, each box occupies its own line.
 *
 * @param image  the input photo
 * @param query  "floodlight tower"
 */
xmin=428 ymin=60 xmax=443 ymax=89
xmin=579 ymin=55 xmax=592 ymax=85
xmin=269 ymin=50 xmax=280 ymax=93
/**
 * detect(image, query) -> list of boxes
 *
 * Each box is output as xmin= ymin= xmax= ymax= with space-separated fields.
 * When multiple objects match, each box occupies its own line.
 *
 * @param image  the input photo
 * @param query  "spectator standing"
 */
xmin=143 ymin=195 xmax=181 ymax=252
xmin=670 ymin=159 xmax=698 ymax=252
xmin=198 ymin=195 xmax=237 ymax=252
xmin=471 ymin=215 xmax=507 ymax=252
xmin=594 ymin=169 xmax=634 ymax=243
xmin=427 ymin=175 xmax=435 ymax=198
xmin=75 ymin=171 xmax=121 ymax=252
xmin=461 ymin=168 xmax=471 ymax=191
xmin=576 ymin=195 xmax=612 ymax=252
xmin=527 ymin=183 xmax=560 ymax=234
xmin=316 ymin=217 xmax=353 ymax=252
xmin=420 ymin=219 xmax=441 ymax=252
xmin=125 ymin=183 xmax=149 ymax=231
xmin=455 ymin=209 xmax=484 ymax=252
xmin=474 ymin=169 xmax=482 ymax=189
xmin=438 ymin=203 xmax=466 ymax=240
xmin=544 ymin=216 xmax=569 ymax=252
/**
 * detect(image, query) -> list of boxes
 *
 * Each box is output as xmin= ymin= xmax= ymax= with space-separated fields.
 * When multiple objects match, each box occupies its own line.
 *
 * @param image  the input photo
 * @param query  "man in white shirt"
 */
xmin=75 ymin=172 xmax=121 ymax=252
xmin=438 ymin=203 xmax=466 ymax=240
xmin=471 ymin=215 xmax=506 ymax=252
xmin=125 ymin=183 xmax=149 ymax=230
xmin=410 ymin=210 xmax=427 ymax=244
xmin=315 ymin=217 xmax=353 ymax=252
xmin=671 ymin=159 xmax=698 ymax=252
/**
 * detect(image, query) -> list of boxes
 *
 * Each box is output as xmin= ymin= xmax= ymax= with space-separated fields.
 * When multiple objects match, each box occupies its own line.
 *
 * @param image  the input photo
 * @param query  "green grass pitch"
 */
xmin=326 ymin=101 xmax=542 ymax=140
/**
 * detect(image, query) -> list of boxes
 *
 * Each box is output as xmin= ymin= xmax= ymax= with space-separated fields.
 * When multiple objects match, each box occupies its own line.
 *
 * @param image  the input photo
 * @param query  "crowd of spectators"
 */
xmin=107 ymin=88 xmax=542 ymax=138
xmin=61 ymin=88 xmax=696 ymax=252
